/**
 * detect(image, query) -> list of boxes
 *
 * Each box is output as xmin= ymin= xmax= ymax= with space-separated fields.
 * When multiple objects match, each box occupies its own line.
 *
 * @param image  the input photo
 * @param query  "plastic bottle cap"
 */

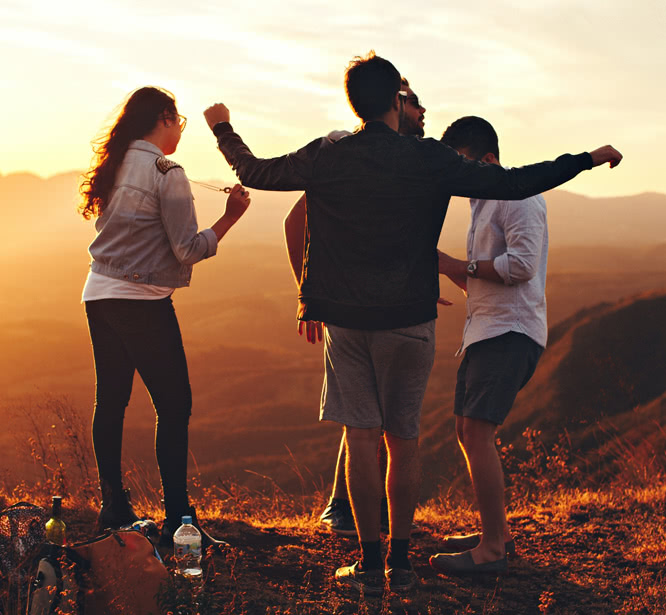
xmin=181 ymin=515 xmax=193 ymax=525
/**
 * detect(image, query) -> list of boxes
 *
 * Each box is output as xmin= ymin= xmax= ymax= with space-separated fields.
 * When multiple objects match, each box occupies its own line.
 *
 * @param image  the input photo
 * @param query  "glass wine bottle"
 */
xmin=45 ymin=495 xmax=66 ymax=545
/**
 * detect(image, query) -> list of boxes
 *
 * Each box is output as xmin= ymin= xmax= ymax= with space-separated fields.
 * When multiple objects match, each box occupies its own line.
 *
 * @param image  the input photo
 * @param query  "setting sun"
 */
xmin=2 ymin=1 xmax=665 ymax=197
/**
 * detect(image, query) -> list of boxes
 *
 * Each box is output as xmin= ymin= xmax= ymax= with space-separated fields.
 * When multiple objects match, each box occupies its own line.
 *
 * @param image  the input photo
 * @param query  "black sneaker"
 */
xmin=320 ymin=498 xmax=356 ymax=537
xmin=385 ymin=566 xmax=419 ymax=593
xmin=335 ymin=560 xmax=385 ymax=596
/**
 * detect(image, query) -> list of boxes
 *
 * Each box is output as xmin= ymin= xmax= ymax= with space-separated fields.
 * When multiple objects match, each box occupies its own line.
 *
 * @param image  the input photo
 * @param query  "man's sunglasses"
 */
xmin=398 ymin=91 xmax=424 ymax=109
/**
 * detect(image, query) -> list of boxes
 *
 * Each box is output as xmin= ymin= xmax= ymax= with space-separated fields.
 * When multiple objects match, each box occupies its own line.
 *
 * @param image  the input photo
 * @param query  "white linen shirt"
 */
xmin=458 ymin=193 xmax=548 ymax=354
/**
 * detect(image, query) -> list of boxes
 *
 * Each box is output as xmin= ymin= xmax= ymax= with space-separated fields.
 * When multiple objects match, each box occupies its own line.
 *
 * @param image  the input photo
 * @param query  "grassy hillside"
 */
xmin=2 ymin=171 xmax=666 ymax=496
xmin=2 ymin=438 xmax=664 ymax=615
xmin=1 ymin=168 xmax=665 ymax=611
xmin=501 ymin=291 xmax=666 ymax=474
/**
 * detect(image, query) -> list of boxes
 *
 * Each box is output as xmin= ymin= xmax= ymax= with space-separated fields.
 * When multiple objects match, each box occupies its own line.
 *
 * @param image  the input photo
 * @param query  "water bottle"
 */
xmin=173 ymin=515 xmax=202 ymax=579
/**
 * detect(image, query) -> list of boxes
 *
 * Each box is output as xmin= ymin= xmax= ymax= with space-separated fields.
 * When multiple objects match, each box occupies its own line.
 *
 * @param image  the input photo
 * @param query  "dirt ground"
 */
xmin=152 ymin=489 xmax=666 ymax=615
xmin=4 ymin=485 xmax=664 ymax=615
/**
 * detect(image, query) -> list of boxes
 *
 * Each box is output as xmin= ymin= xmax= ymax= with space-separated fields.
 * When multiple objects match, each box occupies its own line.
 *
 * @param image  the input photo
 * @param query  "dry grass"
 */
xmin=4 ymin=481 xmax=665 ymax=614
xmin=1 ymin=397 xmax=665 ymax=614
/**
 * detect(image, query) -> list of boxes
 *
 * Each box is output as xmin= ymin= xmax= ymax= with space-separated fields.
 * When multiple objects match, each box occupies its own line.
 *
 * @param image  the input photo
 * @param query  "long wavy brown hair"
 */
xmin=79 ymin=86 xmax=177 ymax=219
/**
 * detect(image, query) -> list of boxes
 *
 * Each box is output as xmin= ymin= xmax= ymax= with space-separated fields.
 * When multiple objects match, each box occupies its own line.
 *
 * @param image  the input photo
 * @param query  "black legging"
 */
xmin=85 ymin=296 xmax=191 ymax=518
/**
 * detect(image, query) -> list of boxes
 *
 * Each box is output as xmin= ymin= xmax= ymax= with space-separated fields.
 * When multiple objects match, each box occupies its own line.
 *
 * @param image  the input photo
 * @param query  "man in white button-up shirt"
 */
xmin=431 ymin=116 xmax=549 ymax=575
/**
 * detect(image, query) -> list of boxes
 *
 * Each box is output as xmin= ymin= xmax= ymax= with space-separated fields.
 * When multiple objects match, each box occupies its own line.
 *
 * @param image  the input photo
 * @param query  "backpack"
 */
xmin=27 ymin=530 xmax=169 ymax=615
xmin=0 ymin=501 xmax=47 ymax=576
xmin=0 ymin=501 xmax=48 ymax=613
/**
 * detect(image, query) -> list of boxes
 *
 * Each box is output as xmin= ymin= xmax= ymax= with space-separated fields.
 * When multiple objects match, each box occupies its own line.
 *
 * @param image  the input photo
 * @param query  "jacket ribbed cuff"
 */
xmin=213 ymin=122 xmax=233 ymax=137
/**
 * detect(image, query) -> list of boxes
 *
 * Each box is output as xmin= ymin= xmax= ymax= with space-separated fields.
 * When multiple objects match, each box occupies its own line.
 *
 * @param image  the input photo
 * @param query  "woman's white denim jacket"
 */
xmin=89 ymin=140 xmax=217 ymax=287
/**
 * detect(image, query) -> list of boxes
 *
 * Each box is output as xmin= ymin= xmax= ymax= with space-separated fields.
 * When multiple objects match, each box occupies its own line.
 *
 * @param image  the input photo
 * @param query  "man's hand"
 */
xmin=204 ymin=103 xmax=230 ymax=131
xmin=224 ymin=184 xmax=251 ymax=222
xmin=437 ymin=249 xmax=468 ymax=292
xmin=298 ymin=320 xmax=324 ymax=344
xmin=589 ymin=145 xmax=622 ymax=168
xmin=437 ymin=298 xmax=453 ymax=306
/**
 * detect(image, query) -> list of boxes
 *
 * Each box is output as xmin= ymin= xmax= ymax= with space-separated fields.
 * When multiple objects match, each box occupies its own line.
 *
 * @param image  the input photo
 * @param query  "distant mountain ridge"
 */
xmin=512 ymin=290 xmax=666 ymax=424
xmin=421 ymin=289 xmax=666 ymax=492
xmin=2 ymin=171 xmax=665 ymax=252
xmin=504 ymin=290 xmax=666 ymax=476
xmin=2 ymin=172 xmax=665 ymax=494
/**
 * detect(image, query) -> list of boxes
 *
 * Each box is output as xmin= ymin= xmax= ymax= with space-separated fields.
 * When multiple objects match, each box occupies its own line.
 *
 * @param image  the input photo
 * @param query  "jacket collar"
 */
xmin=129 ymin=140 xmax=164 ymax=156
xmin=359 ymin=120 xmax=398 ymax=135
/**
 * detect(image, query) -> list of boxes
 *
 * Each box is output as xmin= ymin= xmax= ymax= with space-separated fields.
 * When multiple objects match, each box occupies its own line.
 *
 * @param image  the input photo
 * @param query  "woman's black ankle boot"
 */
xmin=97 ymin=481 xmax=140 ymax=532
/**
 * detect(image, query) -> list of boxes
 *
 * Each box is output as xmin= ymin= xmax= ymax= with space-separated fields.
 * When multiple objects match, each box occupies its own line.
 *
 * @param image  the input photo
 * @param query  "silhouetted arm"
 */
xmin=284 ymin=194 xmax=307 ymax=288
xmin=428 ymin=141 xmax=621 ymax=201
xmin=204 ymin=103 xmax=318 ymax=191
xmin=284 ymin=194 xmax=324 ymax=344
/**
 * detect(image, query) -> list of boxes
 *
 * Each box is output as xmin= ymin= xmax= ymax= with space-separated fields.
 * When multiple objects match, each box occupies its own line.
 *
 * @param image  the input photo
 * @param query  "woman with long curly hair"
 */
xmin=80 ymin=86 xmax=250 ymax=549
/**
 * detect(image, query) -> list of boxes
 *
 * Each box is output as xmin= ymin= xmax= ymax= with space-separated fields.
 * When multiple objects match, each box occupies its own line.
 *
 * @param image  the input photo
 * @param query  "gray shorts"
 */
xmin=320 ymin=320 xmax=436 ymax=439
xmin=454 ymin=332 xmax=543 ymax=425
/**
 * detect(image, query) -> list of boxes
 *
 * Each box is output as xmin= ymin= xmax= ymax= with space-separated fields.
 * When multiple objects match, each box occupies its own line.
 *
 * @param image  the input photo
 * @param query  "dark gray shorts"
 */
xmin=320 ymin=320 xmax=436 ymax=439
xmin=454 ymin=332 xmax=543 ymax=425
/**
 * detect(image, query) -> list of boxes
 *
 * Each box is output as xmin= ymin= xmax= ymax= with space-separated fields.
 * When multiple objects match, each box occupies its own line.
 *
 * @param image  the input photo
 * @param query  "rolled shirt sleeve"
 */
xmin=158 ymin=168 xmax=218 ymax=265
xmin=492 ymin=197 xmax=547 ymax=285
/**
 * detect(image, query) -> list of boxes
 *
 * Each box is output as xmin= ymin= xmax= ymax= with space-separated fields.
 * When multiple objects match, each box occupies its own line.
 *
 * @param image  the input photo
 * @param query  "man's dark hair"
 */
xmin=345 ymin=51 xmax=402 ymax=122
xmin=441 ymin=116 xmax=500 ymax=162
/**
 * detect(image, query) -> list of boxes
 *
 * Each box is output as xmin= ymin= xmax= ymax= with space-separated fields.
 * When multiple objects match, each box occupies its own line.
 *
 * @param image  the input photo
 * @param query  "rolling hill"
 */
xmin=0 ymin=171 xmax=665 ymax=497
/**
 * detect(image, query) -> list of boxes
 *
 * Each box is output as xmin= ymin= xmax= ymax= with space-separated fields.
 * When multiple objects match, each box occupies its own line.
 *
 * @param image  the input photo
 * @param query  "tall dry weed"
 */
xmin=10 ymin=395 xmax=96 ymax=498
xmin=500 ymin=428 xmax=581 ymax=504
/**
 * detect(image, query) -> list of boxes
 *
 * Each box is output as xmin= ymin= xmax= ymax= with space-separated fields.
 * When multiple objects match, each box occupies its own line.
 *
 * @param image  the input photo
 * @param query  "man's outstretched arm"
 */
xmin=204 ymin=103 xmax=317 ymax=192
xmin=433 ymin=141 xmax=622 ymax=202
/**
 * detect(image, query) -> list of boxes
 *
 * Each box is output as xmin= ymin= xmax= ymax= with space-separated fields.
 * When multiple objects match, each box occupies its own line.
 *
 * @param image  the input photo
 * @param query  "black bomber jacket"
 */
xmin=215 ymin=121 xmax=592 ymax=330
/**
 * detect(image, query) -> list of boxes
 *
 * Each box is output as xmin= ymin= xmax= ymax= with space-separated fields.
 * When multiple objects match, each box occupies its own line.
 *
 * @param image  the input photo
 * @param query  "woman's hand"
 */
xmin=224 ymin=184 xmax=251 ymax=222
xmin=211 ymin=184 xmax=250 ymax=241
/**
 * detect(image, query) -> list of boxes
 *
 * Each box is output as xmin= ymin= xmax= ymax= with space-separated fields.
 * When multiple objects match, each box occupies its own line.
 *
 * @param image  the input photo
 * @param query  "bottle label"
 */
xmin=175 ymin=541 xmax=201 ymax=558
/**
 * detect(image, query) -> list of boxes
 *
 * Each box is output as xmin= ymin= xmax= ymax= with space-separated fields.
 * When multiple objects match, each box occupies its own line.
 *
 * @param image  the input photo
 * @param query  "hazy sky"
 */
xmin=2 ymin=0 xmax=665 ymax=197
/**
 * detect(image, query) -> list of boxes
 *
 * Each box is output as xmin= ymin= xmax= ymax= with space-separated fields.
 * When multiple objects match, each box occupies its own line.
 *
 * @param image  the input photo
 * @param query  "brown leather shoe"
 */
xmin=430 ymin=550 xmax=508 ymax=574
xmin=439 ymin=533 xmax=516 ymax=558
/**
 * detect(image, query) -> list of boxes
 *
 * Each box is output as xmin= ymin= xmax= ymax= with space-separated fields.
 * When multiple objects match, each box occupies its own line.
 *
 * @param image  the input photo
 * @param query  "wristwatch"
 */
xmin=466 ymin=259 xmax=478 ymax=278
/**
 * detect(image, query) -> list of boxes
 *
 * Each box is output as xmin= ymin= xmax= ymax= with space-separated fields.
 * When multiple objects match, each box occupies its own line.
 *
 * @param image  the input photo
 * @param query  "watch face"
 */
xmin=467 ymin=261 xmax=478 ymax=277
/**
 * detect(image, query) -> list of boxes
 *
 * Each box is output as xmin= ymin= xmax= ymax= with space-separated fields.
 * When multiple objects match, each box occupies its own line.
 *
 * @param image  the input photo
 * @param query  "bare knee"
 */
xmin=461 ymin=418 xmax=497 ymax=456
xmin=344 ymin=425 xmax=382 ymax=448
xmin=455 ymin=416 xmax=465 ymax=450
xmin=384 ymin=431 xmax=418 ymax=458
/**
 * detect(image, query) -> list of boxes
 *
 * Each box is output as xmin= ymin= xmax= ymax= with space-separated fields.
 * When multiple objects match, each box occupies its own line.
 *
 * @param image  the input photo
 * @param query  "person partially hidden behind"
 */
xmin=203 ymin=51 xmax=621 ymax=595
xmin=283 ymin=76 xmax=428 ymax=538
xmin=80 ymin=86 xmax=250 ymax=550
xmin=431 ymin=116 xmax=552 ymax=574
